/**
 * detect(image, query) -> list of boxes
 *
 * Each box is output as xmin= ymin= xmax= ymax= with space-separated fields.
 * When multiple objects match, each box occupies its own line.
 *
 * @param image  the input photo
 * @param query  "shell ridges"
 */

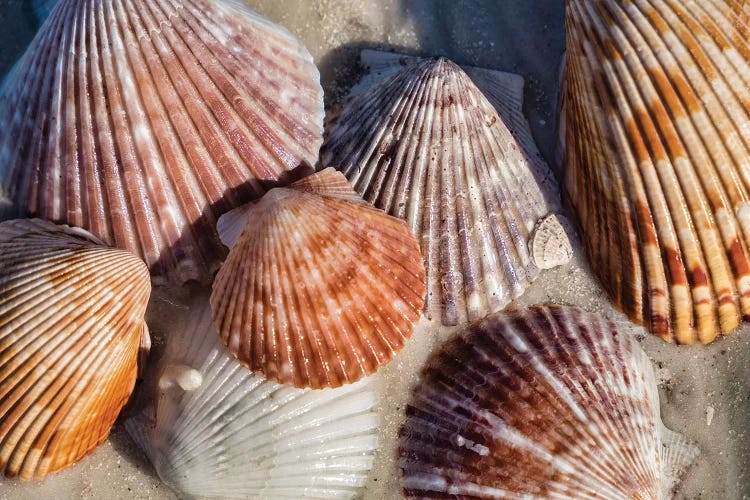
xmin=399 ymin=305 xmax=698 ymax=499
xmin=322 ymin=53 xmax=564 ymax=326
xmin=211 ymin=169 xmax=427 ymax=388
xmin=0 ymin=218 xmax=150 ymax=480
xmin=0 ymin=0 xmax=324 ymax=284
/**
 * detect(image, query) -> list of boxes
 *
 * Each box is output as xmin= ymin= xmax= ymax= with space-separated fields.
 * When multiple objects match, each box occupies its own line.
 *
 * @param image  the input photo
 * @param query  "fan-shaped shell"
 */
xmin=211 ymin=168 xmax=426 ymax=389
xmin=0 ymin=219 xmax=150 ymax=480
xmin=321 ymin=54 xmax=565 ymax=327
xmin=126 ymin=295 xmax=379 ymax=499
xmin=0 ymin=0 xmax=324 ymax=284
xmin=563 ymin=0 xmax=750 ymax=344
xmin=399 ymin=305 xmax=699 ymax=499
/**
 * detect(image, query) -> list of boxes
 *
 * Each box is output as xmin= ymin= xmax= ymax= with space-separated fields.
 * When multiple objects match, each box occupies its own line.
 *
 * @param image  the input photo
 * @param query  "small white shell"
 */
xmin=530 ymin=213 xmax=574 ymax=269
xmin=126 ymin=295 xmax=379 ymax=499
xmin=400 ymin=305 xmax=698 ymax=499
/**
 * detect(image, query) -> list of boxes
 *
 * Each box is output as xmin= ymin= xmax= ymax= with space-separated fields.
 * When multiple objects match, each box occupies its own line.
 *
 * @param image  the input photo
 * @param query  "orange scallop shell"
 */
xmin=563 ymin=0 xmax=750 ymax=343
xmin=0 ymin=219 xmax=150 ymax=480
xmin=210 ymin=169 xmax=427 ymax=389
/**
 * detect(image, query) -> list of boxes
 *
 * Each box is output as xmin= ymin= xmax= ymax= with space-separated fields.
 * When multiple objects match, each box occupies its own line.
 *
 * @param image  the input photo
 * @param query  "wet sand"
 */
xmin=1 ymin=1 xmax=749 ymax=499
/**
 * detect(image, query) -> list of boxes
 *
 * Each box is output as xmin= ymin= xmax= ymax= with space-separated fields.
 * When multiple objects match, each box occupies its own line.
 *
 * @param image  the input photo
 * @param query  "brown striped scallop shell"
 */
xmin=210 ymin=169 xmax=427 ymax=389
xmin=400 ymin=305 xmax=699 ymax=499
xmin=321 ymin=54 xmax=566 ymax=327
xmin=0 ymin=219 xmax=150 ymax=480
xmin=563 ymin=0 xmax=750 ymax=344
xmin=0 ymin=0 xmax=323 ymax=285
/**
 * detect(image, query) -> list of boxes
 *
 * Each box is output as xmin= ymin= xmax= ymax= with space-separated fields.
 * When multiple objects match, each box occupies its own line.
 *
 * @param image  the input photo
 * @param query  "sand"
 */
xmin=1 ymin=1 xmax=749 ymax=499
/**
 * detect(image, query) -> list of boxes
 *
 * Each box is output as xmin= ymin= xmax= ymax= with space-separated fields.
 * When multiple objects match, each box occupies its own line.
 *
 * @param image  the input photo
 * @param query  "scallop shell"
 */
xmin=125 ymin=295 xmax=379 ymax=499
xmin=563 ymin=0 xmax=750 ymax=344
xmin=0 ymin=218 xmax=150 ymax=480
xmin=321 ymin=54 xmax=564 ymax=327
xmin=399 ymin=305 xmax=699 ymax=499
xmin=0 ymin=0 xmax=324 ymax=285
xmin=211 ymin=168 xmax=427 ymax=388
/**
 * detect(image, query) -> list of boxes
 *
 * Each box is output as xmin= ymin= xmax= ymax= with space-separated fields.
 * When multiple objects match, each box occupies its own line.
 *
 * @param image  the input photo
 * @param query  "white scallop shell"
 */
xmin=321 ymin=53 xmax=565 ymax=326
xmin=0 ymin=0 xmax=323 ymax=284
xmin=126 ymin=294 xmax=379 ymax=499
xmin=399 ymin=305 xmax=699 ymax=499
xmin=0 ymin=218 xmax=150 ymax=480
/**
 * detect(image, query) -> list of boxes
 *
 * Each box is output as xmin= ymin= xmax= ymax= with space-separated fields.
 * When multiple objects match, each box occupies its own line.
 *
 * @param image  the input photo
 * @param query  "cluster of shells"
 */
xmin=7 ymin=0 xmax=750 ymax=497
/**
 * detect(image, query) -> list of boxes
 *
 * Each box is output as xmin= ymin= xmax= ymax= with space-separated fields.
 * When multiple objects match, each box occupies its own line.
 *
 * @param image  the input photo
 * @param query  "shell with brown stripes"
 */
xmin=0 ymin=219 xmax=150 ymax=480
xmin=399 ymin=305 xmax=699 ymax=499
xmin=0 ymin=0 xmax=323 ymax=285
xmin=563 ymin=0 xmax=750 ymax=343
xmin=211 ymin=169 xmax=427 ymax=389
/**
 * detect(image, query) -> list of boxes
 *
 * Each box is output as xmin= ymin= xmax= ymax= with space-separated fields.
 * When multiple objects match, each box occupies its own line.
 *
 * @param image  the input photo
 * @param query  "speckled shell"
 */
xmin=0 ymin=219 xmax=150 ymax=480
xmin=399 ymin=305 xmax=699 ymax=499
xmin=321 ymin=54 xmax=563 ymax=327
xmin=0 ymin=0 xmax=323 ymax=284
xmin=211 ymin=169 xmax=427 ymax=389
xmin=126 ymin=295 xmax=378 ymax=499
xmin=531 ymin=214 xmax=575 ymax=270
xmin=563 ymin=0 xmax=750 ymax=344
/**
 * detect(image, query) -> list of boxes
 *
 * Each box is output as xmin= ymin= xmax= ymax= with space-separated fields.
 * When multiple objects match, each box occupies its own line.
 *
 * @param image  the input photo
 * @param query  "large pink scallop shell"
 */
xmin=0 ymin=0 xmax=324 ymax=284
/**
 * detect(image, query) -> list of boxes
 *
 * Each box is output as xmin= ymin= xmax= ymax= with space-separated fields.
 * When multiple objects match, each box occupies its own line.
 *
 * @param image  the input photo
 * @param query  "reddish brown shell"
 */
xmin=0 ymin=219 xmax=151 ymax=480
xmin=0 ymin=0 xmax=324 ymax=284
xmin=210 ymin=169 xmax=427 ymax=389
xmin=400 ymin=305 xmax=699 ymax=499
xmin=563 ymin=0 xmax=750 ymax=343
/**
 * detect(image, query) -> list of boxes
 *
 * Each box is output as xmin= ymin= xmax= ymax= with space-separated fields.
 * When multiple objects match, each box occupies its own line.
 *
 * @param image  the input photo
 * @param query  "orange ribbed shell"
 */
xmin=0 ymin=219 xmax=150 ymax=480
xmin=564 ymin=0 xmax=750 ymax=343
xmin=211 ymin=169 xmax=426 ymax=388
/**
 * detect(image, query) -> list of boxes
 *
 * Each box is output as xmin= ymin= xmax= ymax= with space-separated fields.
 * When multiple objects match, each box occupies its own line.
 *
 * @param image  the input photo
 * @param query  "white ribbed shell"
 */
xmin=400 ymin=305 xmax=699 ymax=499
xmin=125 ymin=295 xmax=379 ymax=499
xmin=321 ymin=53 xmax=564 ymax=326
xmin=0 ymin=0 xmax=323 ymax=284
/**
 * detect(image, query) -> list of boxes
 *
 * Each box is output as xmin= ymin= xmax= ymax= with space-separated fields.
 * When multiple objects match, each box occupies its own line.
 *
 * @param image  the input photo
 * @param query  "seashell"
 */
xmin=0 ymin=218 xmax=150 ymax=480
xmin=0 ymin=0 xmax=324 ymax=285
xmin=563 ymin=0 xmax=750 ymax=344
xmin=125 ymin=295 xmax=379 ymax=499
xmin=321 ymin=54 xmax=565 ymax=327
xmin=211 ymin=168 xmax=427 ymax=389
xmin=399 ymin=305 xmax=699 ymax=499
xmin=530 ymin=213 xmax=575 ymax=270
xmin=216 ymin=167 xmax=363 ymax=249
